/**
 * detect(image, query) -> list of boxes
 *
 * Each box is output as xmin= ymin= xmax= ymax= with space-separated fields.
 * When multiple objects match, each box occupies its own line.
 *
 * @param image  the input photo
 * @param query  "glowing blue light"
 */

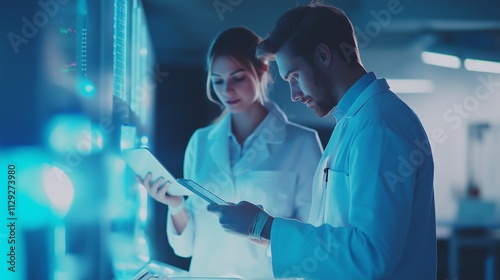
xmin=78 ymin=77 xmax=95 ymax=97
xmin=120 ymin=125 xmax=137 ymax=151
xmin=43 ymin=165 xmax=75 ymax=216
xmin=138 ymin=182 xmax=148 ymax=224
xmin=85 ymin=84 xmax=94 ymax=93
xmin=46 ymin=115 xmax=103 ymax=155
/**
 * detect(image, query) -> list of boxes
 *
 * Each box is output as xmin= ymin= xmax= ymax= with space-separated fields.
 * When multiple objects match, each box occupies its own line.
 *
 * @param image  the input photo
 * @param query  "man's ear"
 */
xmin=316 ymin=43 xmax=332 ymax=66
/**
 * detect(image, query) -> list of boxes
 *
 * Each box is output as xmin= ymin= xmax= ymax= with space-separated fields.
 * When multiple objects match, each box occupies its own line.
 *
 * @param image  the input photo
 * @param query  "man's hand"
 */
xmin=207 ymin=201 xmax=265 ymax=238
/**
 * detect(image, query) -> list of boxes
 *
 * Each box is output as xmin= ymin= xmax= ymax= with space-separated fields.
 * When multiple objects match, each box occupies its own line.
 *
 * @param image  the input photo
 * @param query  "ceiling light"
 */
xmin=421 ymin=51 xmax=461 ymax=69
xmin=464 ymin=58 xmax=500 ymax=74
xmin=387 ymin=79 xmax=434 ymax=94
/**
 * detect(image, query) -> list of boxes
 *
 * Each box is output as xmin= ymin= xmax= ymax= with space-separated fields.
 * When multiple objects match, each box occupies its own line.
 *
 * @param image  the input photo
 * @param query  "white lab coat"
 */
xmin=167 ymin=102 xmax=323 ymax=278
xmin=270 ymin=73 xmax=437 ymax=279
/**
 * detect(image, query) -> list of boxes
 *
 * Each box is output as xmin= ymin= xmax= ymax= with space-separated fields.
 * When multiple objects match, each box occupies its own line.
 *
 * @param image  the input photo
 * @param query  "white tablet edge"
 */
xmin=121 ymin=148 xmax=193 ymax=196
xmin=176 ymin=179 xmax=228 ymax=205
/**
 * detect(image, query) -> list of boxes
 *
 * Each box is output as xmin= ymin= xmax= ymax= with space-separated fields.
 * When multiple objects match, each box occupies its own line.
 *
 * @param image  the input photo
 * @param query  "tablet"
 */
xmin=121 ymin=148 xmax=193 ymax=196
xmin=177 ymin=179 xmax=229 ymax=205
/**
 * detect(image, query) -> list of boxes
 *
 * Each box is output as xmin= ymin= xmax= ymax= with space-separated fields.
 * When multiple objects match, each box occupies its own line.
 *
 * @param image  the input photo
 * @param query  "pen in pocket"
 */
xmin=323 ymin=167 xmax=329 ymax=186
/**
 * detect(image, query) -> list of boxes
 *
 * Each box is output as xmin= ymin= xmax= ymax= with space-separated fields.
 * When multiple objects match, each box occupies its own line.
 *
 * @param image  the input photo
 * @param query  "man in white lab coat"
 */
xmin=208 ymin=3 xmax=437 ymax=279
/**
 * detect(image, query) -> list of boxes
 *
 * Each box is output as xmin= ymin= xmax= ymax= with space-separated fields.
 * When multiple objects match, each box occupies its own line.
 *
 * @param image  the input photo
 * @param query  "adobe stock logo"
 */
xmin=7 ymin=0 xmax=71 ymax=54
xmin=281 ymin=237 xmax=340 ymax=278
xmin=383 ymin=74 xmax=500 ymax=193
xmin=212 ymin=0 xmax=243 ymax=21
xmin=340 ymin=0 xmax=406 ymax=63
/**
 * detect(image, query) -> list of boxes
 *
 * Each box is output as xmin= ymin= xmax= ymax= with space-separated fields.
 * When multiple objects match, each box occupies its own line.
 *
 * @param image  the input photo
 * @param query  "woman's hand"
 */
xmin=137 ymin=172 xmax=183 ymax=207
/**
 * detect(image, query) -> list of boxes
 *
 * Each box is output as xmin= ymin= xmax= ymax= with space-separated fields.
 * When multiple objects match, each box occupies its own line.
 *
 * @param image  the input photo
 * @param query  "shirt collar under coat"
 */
xmin=206 ymin=101 xmax=289 ymax=176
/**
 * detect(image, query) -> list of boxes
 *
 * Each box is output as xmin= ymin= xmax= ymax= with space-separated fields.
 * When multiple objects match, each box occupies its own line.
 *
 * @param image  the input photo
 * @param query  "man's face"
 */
xmin=275 ymin=45 xmax=336 ymax=117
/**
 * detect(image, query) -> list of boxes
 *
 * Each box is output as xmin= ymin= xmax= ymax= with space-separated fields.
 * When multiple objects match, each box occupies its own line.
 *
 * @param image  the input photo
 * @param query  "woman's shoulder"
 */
xmin=284 ymin=120 xmax=320 ymax=138
xmin=281 ymin=121 xmax=323 ymax=154
xmin=189 ymin=120 xmax=226 ymax=141
xmin=190 ymin=124 xmax=214 ymax=139
xmin=267 ymin=102 xmax=319 ymax=137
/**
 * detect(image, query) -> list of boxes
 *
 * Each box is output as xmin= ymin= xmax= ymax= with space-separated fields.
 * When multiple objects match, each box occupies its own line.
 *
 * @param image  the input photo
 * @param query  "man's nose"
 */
xmin=290 ymin=85 xmax=303 ymax=102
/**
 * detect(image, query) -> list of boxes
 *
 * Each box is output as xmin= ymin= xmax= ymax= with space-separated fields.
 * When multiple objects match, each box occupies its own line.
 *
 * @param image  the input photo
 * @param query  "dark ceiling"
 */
xmin=141 ymin=0 xmax=500 ymax=66
xmin=140 ymin=0 xmax=500 ymax=128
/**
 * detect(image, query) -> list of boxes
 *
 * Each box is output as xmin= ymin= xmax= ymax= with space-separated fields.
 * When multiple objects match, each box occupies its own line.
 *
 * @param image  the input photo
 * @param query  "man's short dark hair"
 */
xmin=256 ymin=3 xmax=360 ymax=65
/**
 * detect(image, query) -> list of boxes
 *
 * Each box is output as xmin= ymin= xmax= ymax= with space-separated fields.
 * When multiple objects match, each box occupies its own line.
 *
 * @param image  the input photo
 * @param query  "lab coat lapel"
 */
xmin=232 ymin=104 xmax=287 ymax=176
xmin=309 ymin=78 xmax=390 ymax=224
xmin=208 ymin=114 xmax=232 ymax=177
xmin=308 ymin=122 xmax=339 ymax=225
xmin=232 ymin=139 xmax=270 ymax=176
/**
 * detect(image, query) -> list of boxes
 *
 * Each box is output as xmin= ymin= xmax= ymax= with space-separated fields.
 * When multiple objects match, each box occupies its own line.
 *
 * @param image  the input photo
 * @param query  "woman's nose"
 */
xmin=223 ymin=81 xmax=235 ymax=95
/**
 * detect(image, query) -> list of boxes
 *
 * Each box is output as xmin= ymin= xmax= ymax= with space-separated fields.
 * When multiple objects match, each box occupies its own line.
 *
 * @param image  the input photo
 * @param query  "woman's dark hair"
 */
xmin=206 ymin=27 xmax=272 ymax=107
xmin=256 ymin=3 xmax=360 ymax=66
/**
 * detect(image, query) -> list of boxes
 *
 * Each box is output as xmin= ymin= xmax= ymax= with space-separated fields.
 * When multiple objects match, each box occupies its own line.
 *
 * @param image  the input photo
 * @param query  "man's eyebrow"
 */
xmin=211 ymin=69 xmax=245 ymax=76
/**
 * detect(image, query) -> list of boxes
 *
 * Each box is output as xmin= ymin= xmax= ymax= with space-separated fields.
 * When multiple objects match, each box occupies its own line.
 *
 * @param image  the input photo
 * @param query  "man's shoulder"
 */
xmin=354 ymin=90 xmax=416 ymax=120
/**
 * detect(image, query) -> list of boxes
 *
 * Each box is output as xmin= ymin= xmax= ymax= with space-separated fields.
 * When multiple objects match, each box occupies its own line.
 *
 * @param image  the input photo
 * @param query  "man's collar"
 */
xmin=332 ymin=72 xmax=377 ymax=121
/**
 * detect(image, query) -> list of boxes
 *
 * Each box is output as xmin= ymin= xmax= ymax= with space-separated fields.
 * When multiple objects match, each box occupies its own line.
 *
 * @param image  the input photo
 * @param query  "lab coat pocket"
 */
xmin=324 ymin=168 xmax=350 ymax=226
xmin=235 ymin=170 xmax=297 ymax=217
xmin=325 ymin=165 xmax=347 ymax=188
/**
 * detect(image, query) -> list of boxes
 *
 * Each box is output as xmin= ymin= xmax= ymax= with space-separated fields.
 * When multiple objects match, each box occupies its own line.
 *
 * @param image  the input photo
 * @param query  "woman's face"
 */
xmin=210 ymin=55 xmax=260 ymax=113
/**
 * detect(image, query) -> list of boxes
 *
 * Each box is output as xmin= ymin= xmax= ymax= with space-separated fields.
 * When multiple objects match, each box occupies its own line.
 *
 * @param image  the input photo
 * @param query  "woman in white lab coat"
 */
xmin=140 ymin=27 xmax=323 ymax=278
